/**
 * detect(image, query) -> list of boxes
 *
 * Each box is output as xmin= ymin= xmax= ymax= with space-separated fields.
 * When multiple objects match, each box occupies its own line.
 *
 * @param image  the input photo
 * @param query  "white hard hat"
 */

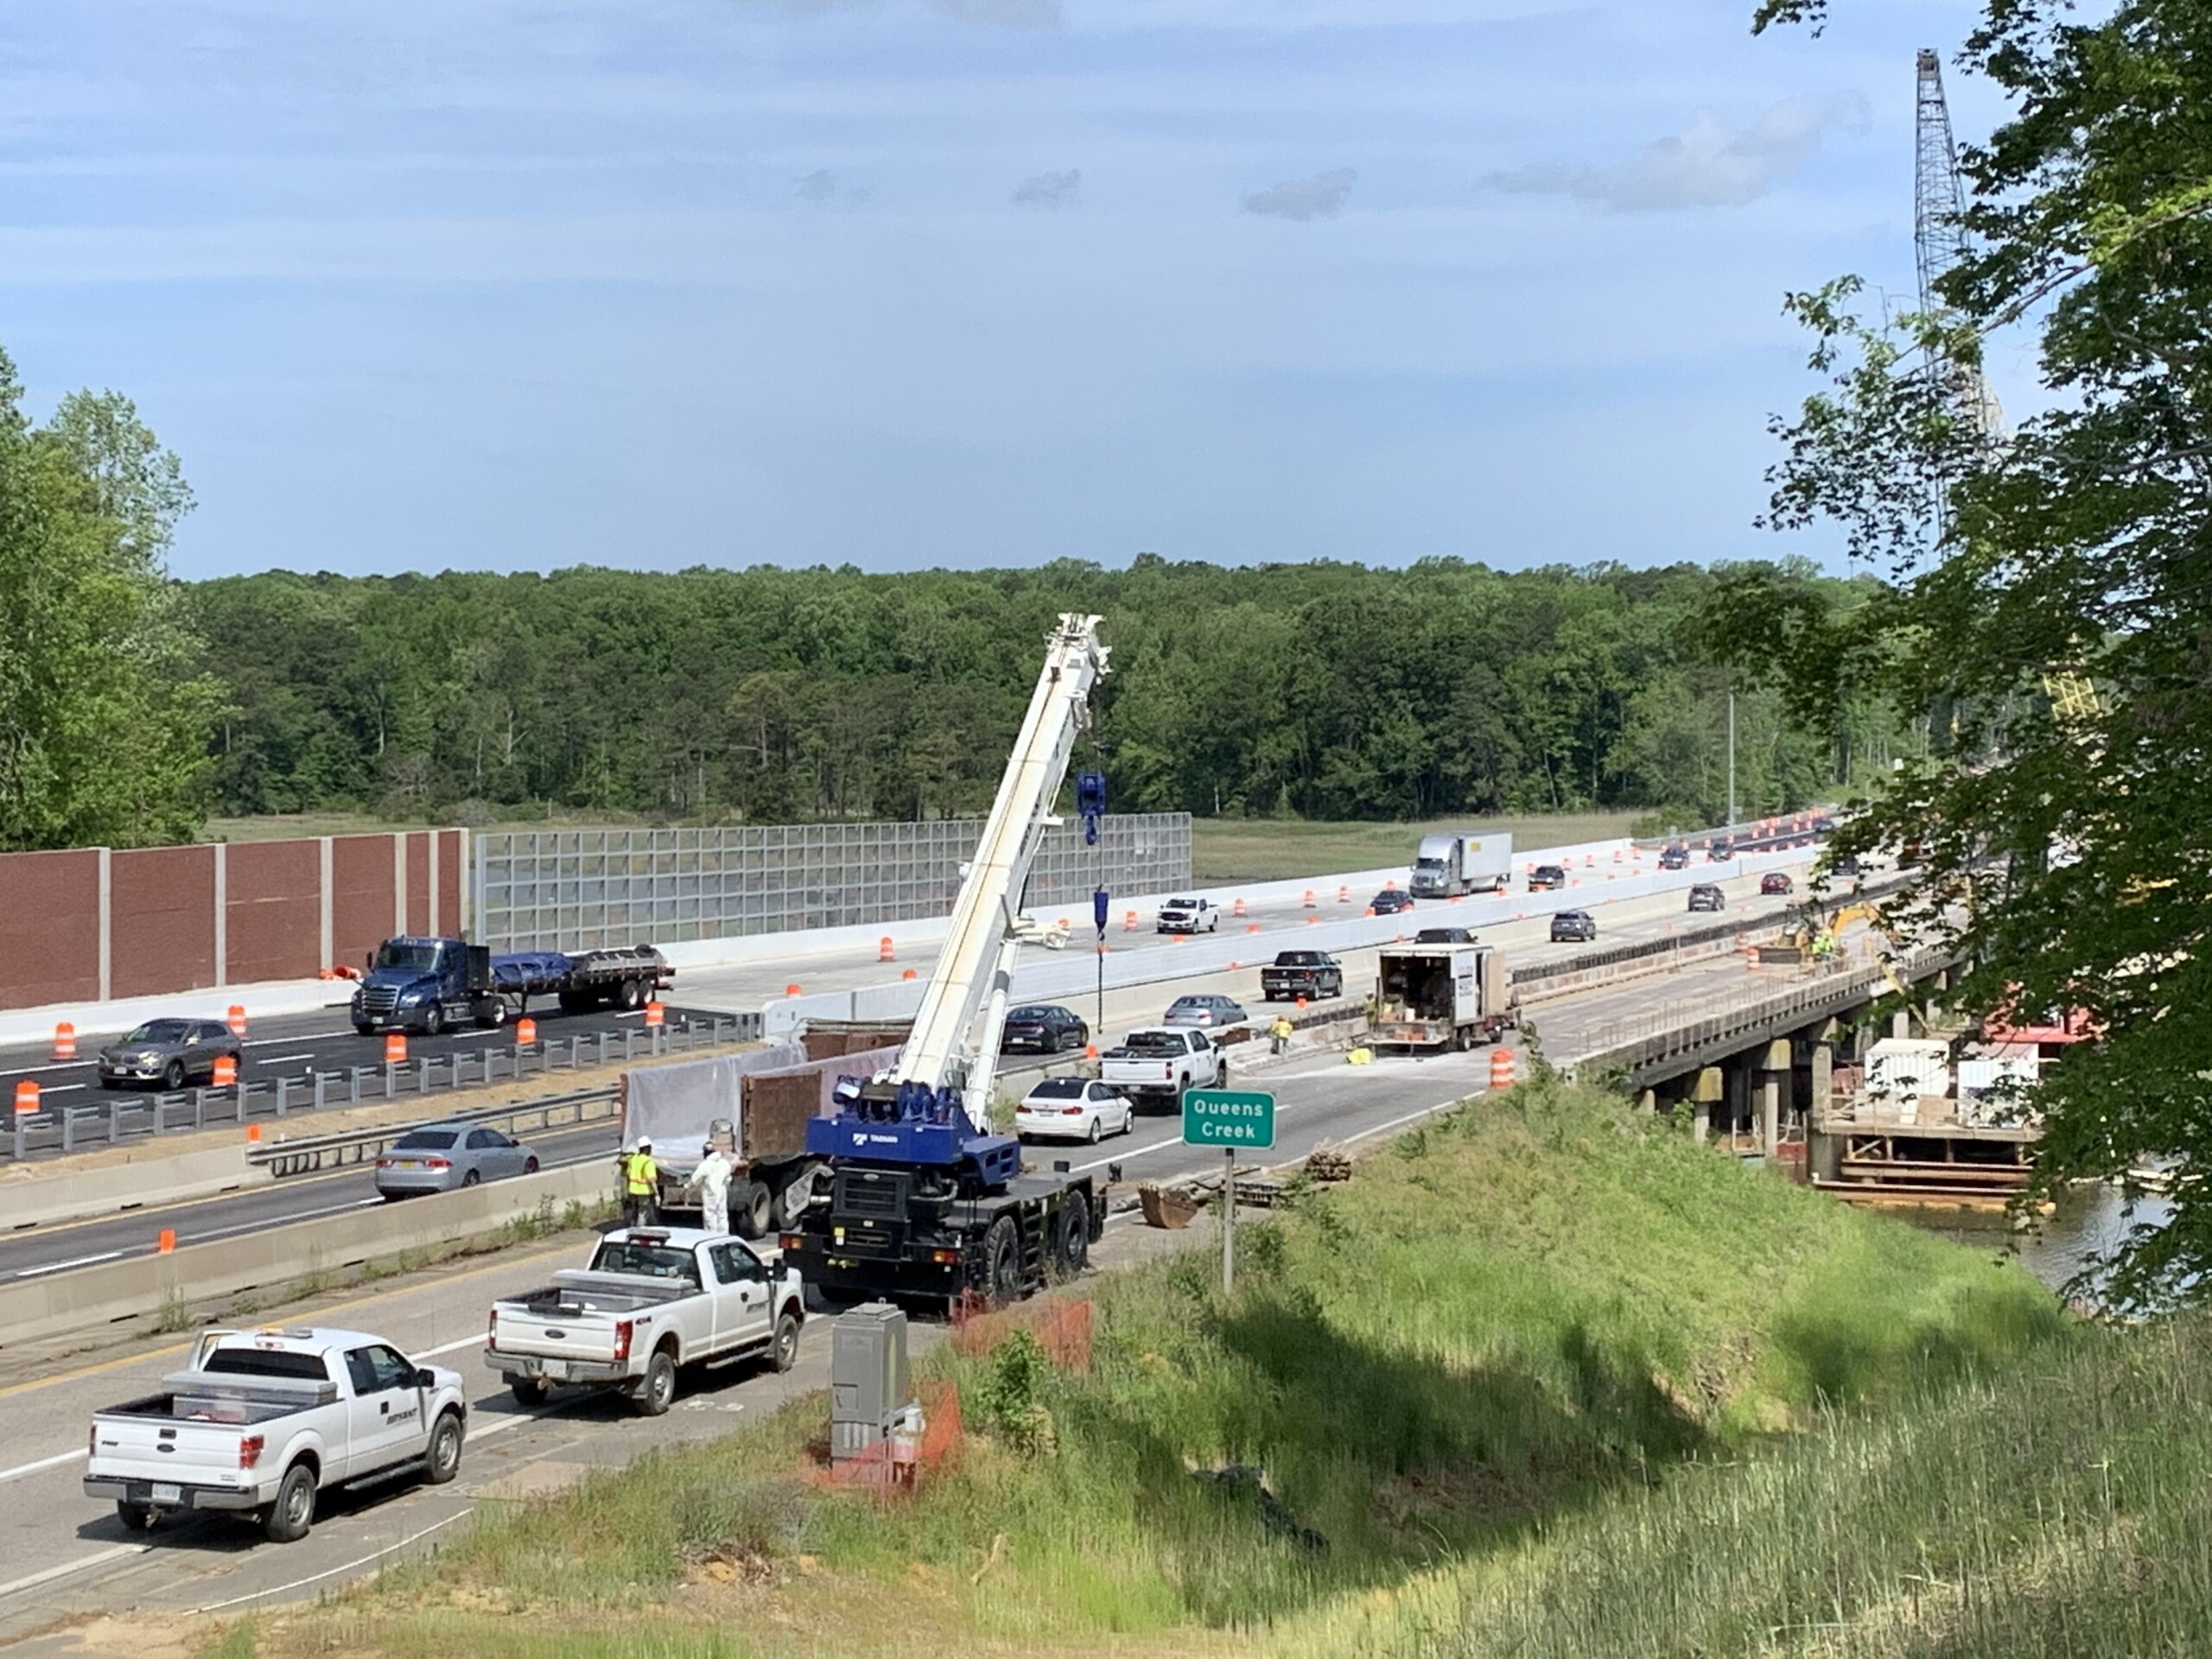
xmin=637 ymin=1137 xmax=652 ymax=1149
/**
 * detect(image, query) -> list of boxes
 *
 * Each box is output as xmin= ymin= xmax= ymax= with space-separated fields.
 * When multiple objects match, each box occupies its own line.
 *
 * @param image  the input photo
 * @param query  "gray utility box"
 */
xmin=830 ymin=1302 xmax=911 ymax=1461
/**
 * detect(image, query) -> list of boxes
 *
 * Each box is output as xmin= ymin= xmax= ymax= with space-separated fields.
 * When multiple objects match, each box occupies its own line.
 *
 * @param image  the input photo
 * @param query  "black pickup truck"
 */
xmin=1261 ymin=950 xmax=1345 ymax=1002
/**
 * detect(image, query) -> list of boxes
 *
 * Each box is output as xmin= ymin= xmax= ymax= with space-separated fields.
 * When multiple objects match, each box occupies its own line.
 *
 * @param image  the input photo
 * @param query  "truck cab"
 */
xmin=352 ymin=936 xmax=486 ymax=1037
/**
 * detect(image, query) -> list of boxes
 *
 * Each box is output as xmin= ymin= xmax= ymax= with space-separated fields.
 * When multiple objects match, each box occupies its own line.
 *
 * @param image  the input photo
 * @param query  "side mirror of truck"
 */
xmin=414 ymin=1366 xmax=438 ymax=1389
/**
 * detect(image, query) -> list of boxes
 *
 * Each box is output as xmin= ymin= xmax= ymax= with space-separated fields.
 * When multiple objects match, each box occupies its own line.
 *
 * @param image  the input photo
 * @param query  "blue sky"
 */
xmin=0 ymin=0 xmax=2006 ymax=579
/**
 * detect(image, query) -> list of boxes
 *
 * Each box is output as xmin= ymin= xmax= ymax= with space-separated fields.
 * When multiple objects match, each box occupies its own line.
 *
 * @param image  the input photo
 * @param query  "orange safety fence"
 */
xmin=949 ymin=1296 xmax=1094 ymax=1374
xmin=805 ymin=1377 xmax=963 ymax=1497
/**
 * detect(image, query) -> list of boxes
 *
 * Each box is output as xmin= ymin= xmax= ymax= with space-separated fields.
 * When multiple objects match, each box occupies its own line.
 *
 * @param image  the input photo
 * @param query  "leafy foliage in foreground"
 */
xmin=0 ymin=348 xmax=218 ymax=849
xmin=1717 ymin=3 xmax=2212 ymax=1307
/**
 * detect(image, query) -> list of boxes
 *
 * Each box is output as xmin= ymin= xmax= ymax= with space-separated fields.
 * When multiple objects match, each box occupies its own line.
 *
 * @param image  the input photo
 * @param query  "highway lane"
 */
xmin=0 ymin=861 xmax=1819 ymax=1281
xmin=0 ymin=1001 xmax=736 ymax=1163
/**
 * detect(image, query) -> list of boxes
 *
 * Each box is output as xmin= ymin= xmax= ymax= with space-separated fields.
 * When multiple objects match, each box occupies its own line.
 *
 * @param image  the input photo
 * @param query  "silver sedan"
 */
xmin=374 ymin=1123 xmax=541 ymax=1198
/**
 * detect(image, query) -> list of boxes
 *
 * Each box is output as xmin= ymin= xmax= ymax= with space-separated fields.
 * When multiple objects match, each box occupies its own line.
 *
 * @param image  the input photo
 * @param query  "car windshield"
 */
xmin=124 ymin=1020 xmax=193 ymax=1044
xmin=1122 ymin=1031 xmax=1188 ymax=1056
xmin=589 ymin=1242 xmax=701 ymax=1283
xmin=391 ymin=1129 xmax=460 ymax=1151
xmin=1027 ymin=1078 xmax=1085 ymax=1100
xmin=201 ymin=1348 xmax=332 ymax=1382
xmin=1166 ymin=898 xmax=1200 ymax=909
xmin=373 ymin=941 xmax=442 ymax=973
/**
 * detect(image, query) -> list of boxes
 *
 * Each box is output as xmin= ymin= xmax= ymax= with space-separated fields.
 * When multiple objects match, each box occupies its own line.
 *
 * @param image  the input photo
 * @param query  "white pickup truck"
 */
xmin=485 ymin=1228 xmax=804 ymax=1415
xmin=1099 ymin=1026 xmax=1227 ymax=1111
xmin=82 ymin=1326 xmax=467 ymax=1543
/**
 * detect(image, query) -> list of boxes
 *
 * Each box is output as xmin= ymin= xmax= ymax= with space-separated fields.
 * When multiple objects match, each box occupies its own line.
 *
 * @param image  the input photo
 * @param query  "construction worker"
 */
xmin=620 ymin=1137 xmax=659 ymax=1230
xmin=686 ymin=1143 xmax=738 ymax=1237
xmin=1271 ymin=1014 xmax=1294 ymax=1057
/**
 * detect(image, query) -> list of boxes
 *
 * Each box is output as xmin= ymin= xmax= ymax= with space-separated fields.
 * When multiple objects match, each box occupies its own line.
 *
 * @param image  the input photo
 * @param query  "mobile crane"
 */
xmin=779 ymin=614 xmax=1111 ymax=1310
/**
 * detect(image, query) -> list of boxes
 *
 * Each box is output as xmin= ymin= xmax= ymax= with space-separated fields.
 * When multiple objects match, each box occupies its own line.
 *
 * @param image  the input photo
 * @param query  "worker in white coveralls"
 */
xmin=686 ymin=1144 xmax=739 ymax=1237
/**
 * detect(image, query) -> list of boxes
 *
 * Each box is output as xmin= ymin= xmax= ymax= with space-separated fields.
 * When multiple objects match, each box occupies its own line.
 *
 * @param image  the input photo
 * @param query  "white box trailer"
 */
xmin=1866 ymin=1039 xmax=1951 ymax=1119
xmin=1408 ymin=833 xmax=1514 ymax=898
xmin=1373 ymin=944 xmax=1515 ymax=1050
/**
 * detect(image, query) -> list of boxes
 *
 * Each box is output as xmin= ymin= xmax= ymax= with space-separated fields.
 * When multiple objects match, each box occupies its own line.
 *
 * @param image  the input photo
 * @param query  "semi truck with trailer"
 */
xmin=1371 ymin=943 xmax=1516 ymax=1051
xmin=779 ymin=614 xmax=1112 ymax=1313
xmin=350 ymin=937 xmax=671 ymax=1036
xmin=1409 ymin=833 xmax=1513 ymax=899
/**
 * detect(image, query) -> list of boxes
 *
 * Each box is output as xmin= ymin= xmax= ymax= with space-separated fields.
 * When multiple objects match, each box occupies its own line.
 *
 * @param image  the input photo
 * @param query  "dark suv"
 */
xmin=1687 ymin=882 xmax=1726 ymax=912
xmin=1658 ymin=845 xmax=1690 ymax=871
xmin=1529 ymin=864 xmax=1567 ymax=891
xmin=1549 ymin=909 xmax=1598 ymax=943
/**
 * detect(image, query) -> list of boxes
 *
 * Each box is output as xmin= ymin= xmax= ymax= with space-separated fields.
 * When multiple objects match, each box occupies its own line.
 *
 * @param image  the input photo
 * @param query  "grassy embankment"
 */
xmin=194 ymin=1075 xmax=2208 ymax=1659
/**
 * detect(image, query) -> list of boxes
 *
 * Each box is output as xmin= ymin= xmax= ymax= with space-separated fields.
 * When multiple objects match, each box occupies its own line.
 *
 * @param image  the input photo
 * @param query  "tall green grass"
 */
xmin=248 ymin=1078 xmax=2072 ymax=1659
xmin=1281 ymin=1313 xmax=2212 ymax=1658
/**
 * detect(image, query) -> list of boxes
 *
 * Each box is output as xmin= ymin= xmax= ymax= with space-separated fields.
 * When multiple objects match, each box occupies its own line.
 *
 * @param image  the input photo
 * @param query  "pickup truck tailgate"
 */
xmin=90 ymin=1412 xmax=254 ymax=1484
xmin=492 ymin=1304 xmax=626 ymax=1363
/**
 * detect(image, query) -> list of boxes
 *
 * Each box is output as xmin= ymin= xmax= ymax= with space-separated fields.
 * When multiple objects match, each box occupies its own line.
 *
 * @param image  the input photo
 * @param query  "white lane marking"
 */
xmin=13 ymin=1250 xmax=125 ymax=1279
xmin=0 ymin=1541 xmax=152 ymax=1601
xmin=29 ymin=1083 xmax=86 ymax=1096
xmin=469 ymin=1403 xmax=563 ymax=1443
xmin=186 ymin=1510 xmax=470 ymax=1615
xmin=257 ymin=1052 xmax=316 ymax=1066
xmin=416 ymin=1334 xmax=484 ymax=1359
xmin=0 ymin=1447 xmax=86 ymax=1485
xmin=243 ymin=1029 xmax=352 ymax=1048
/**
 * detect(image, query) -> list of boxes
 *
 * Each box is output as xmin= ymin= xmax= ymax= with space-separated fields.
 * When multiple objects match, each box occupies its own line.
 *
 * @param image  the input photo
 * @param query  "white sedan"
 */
xmin=1014 ymin=1077 xmax=1135 ymax=1144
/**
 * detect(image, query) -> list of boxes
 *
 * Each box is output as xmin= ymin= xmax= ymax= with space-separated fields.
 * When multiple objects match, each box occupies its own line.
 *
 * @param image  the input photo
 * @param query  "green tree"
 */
xmin=1732 ymin=2 xmax=2212 ymax=1305
xmin=0 ymin=350 xmax=219 ymax=848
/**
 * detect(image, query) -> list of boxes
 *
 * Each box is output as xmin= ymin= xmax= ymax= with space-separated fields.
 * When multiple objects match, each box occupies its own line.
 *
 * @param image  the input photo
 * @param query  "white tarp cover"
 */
xmin=621 ymin=1043 xmax=806 ymax=1159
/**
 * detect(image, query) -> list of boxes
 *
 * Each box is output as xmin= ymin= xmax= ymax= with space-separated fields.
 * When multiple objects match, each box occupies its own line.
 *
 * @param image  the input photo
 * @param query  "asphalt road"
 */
xmin=0 ymin=860 xmax=1817 ymax=1283
xmin=0 ymin=1001 xmax=734 ymax=1161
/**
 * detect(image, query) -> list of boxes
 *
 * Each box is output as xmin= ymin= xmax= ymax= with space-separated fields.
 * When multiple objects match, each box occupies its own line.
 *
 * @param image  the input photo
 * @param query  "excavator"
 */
xmin=779 ymin=614 xmax=1111 ymax=1311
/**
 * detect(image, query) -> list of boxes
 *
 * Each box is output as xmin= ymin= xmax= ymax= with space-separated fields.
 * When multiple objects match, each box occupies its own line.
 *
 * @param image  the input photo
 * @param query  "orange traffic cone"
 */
xmin=51 ymin=1022 xmax=75 ymax=1061
xmin=1489 ymin=1048 xmax=1515 ymax=1090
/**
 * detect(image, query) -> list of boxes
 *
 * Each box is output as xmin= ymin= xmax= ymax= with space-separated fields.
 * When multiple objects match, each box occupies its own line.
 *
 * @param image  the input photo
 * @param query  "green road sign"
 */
xmin=1184 ymin=1089 xmax=1276 ymax=1150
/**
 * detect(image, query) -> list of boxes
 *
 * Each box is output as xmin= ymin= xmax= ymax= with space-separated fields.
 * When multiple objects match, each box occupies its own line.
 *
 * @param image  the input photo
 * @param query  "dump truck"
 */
xmin=1371 ymin=943 xmax=1516 ymax=1051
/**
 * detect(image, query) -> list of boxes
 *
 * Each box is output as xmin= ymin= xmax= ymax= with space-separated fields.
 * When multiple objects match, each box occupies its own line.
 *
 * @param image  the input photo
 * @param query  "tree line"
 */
xmin=189 ymin=559 xmax=1895 ymax=833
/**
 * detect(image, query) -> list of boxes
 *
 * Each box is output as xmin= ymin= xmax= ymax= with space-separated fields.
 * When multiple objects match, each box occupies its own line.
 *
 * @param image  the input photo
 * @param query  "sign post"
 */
xmin=1183 ymin=1089 xmax=1275 ymax=1294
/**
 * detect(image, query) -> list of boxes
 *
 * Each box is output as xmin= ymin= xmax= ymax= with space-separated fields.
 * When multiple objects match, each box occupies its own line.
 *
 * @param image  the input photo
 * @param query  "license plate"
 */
xmin=151 ymin=1483 xmax=181 ymax=1504
xmin=543 ymin=1360 xmax=567 ymax=1380
xmin=397 ymin=1160 xmax=418 ymax=1169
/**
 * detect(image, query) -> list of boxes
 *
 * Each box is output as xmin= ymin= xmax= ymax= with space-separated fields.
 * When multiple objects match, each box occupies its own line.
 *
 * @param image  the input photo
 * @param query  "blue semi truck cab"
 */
xmin=352 ymin=937 xmax=671 ymax=1037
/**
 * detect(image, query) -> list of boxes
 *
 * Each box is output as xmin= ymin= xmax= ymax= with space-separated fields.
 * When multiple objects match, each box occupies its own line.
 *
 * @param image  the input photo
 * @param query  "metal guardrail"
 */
xmin=1565 ymin=945 xmax=1958 ymax=1084
xmin=249 ymin=1085 xmax=624 ymax=1176
xmin=3 ymin=1010 xmax=764 ymax=1165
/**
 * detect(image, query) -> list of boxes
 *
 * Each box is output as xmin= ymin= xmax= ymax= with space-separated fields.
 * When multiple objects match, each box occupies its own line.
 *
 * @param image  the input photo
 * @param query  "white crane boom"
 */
xmin=894 ymin=613 xmax=1109 ymax=1122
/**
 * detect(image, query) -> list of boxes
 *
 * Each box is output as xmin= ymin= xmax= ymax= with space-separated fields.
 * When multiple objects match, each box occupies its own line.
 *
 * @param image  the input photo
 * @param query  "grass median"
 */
xmin=213 ymin=1075 xmax=2129 ymax=1659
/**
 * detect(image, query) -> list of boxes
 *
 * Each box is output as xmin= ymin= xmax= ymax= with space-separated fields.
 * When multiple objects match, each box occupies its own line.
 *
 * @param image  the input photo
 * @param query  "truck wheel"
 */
xmin=1054 ymin=1192 xmax=1090 ymax=1276
xmin=634 ymin=1346 xmax=678 ymax=1416
xmin=735 ymin=1181 xmax=772 ymax=1238
xmin=619 ymin=978 xmax=645 ymax=1011
xmin=263 ymin=1462 xmax=317 ymax=1543
xmin=423 ymin=1004 xmax=445 ymax=1038
xmin=477 ymin=998 xmax=507 ymax=1029
xmin=116 ymin=1500 xmax=157 ymax=1532
xmin=770 ymin=1307 xmax=801 ymax=1373
xmin=510 ymin=1376 xmax=550 ymax=1407
xmin=774 ymin=1168 xmax=819 ymax=1230
xmin=976 ymin=1216 xmax=1020 ymax=1307
xmin=424 ymin=1409 xmax=464 ymax=1484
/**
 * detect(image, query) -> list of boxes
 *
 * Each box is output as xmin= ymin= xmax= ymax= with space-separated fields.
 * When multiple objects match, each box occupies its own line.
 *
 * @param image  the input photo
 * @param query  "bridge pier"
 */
xmin=1758 ymin=1039 xmax=1791 ymax=1157
xmin=1691 ymin=1066 xmax=1723 ymax=1143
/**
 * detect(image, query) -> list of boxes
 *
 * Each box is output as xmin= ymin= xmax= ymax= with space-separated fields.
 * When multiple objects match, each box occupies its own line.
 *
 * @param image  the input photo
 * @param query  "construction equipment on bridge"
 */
xmin=780 ymin=616 xmax=1111 ymax=1310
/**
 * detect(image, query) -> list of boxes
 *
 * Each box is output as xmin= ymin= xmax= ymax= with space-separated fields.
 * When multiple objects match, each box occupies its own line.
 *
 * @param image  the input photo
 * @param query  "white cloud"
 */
xmin=1011 ymin=168 xmax=1082 ymax=208
xmin=1243 ymin=167 xmax=1357 ymax=222
xmin=1484 ymin=92 xmax=1870 ymax=212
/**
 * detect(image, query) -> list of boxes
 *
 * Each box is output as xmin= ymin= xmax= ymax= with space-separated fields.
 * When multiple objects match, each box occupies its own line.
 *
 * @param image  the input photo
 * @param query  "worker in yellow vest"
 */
xmin=620 ymin=1138 xmax=659 ymax=1229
